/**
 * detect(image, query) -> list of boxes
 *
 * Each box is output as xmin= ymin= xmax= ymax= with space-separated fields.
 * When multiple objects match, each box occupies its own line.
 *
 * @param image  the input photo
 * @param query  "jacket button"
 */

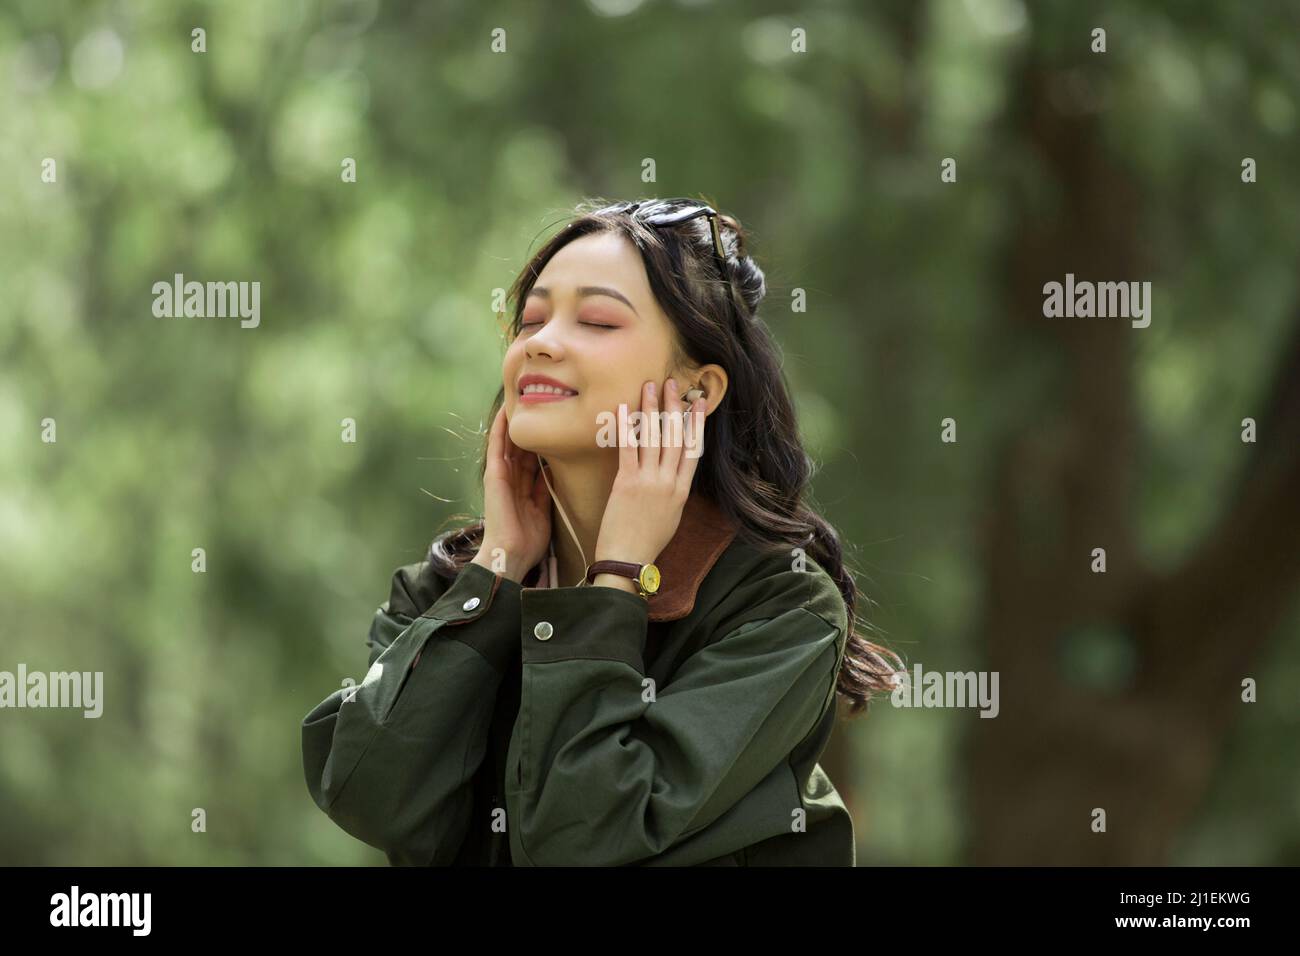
xmin=533 ymin=621 xmax=553 ymax=641
xmin=462 ymin=597 xmax=481 ymax=611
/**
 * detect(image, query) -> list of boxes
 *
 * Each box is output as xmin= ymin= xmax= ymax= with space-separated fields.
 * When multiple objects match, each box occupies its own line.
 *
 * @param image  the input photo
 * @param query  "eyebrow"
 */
xmin=528 ymin=285 xmax=639 ymax=316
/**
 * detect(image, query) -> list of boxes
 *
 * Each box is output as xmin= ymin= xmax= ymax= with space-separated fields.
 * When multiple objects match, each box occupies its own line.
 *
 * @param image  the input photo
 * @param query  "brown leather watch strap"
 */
xmin=585 ymin=560 xmax=642 ymax=583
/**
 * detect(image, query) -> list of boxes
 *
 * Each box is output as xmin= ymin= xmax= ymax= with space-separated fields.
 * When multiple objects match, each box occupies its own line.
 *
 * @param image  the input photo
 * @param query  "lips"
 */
xmin=517 ymin=373 xmax=579 ymax=397
xmin=519 ymin=390 xmax=577 ymax=404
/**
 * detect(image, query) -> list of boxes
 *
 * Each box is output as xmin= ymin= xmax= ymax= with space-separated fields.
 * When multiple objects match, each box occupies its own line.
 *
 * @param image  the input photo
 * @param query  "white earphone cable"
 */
xmin=537 ymin=455 xmax=588 ymax=587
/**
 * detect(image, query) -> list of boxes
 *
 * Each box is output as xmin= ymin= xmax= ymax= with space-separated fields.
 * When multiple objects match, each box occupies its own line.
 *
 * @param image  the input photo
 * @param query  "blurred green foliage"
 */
xmin=1 ymin=0 xmax=1297 ymax=865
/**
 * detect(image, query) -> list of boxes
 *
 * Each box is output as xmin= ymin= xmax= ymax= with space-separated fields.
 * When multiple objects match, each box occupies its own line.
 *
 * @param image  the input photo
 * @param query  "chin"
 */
xmin=506 ymin=418 xmax=558 ymax=455
xmin=509 ymin=423 xmax=597 ymax=462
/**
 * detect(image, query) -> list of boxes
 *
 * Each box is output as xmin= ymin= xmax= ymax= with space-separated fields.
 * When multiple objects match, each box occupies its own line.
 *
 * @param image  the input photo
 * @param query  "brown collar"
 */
xmin=645 ymin=491 xmax=739 ymax=622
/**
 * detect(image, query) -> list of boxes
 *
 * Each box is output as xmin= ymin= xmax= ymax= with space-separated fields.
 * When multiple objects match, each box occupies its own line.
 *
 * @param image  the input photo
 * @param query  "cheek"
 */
xmin=590 ymin=333 xmax=655 ymax=379
xmin=584 ymin=344 xmax=640 ymax=396
xmin=502 ymin=343 xmax=523 ymax=380
xmin=589 ymin=375 xmax=657 ymax=415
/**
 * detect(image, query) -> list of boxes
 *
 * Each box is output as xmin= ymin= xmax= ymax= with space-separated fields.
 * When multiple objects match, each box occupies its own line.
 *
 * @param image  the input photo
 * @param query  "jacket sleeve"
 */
xmin=301 ymin=559 xmax=520 ymax=866
xmin=505 ymin=570 xmax=844 ymax=866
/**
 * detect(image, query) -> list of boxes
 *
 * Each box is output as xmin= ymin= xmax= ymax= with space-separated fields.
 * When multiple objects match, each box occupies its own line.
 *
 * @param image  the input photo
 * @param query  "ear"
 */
xmin=686 ymin=364 xmax=728 ymax=414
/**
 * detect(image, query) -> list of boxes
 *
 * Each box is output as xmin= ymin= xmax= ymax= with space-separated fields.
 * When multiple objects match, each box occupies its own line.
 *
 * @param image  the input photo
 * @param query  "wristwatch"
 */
xmin=585 ymin=560 xmax=661 ymax=599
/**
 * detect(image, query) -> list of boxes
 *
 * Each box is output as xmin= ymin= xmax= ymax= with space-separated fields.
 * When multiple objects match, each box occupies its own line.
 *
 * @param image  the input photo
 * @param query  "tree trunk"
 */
xmin=965 ymin=53 xmax=1300 ymax=864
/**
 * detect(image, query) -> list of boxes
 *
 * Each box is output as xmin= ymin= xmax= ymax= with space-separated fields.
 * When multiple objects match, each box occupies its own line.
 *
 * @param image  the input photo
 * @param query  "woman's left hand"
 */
xmin=594 ymin=377 xmax=707 ymax=567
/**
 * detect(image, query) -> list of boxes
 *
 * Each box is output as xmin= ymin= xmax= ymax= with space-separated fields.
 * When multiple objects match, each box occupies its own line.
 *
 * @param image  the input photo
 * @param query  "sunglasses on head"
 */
xmin=619 ymin=200 xmax=729 ymax=283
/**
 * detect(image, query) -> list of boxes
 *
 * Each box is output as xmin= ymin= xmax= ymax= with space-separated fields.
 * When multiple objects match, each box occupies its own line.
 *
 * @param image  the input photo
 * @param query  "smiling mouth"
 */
xmin=519 ymin=384 xmax=579 ymax=403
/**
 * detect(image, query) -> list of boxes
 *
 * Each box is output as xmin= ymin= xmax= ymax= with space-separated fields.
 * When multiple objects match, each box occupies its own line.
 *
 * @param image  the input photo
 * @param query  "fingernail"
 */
xmin=647 ymin=381 xmax=655 ymax=397
xmin=667 ymin=378 xmax=677 ymax=394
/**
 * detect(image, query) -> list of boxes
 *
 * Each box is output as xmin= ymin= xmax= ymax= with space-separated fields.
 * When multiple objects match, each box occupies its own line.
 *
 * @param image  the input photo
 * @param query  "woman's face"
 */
xmin=503 ymin=231 xmax=689 ymax=460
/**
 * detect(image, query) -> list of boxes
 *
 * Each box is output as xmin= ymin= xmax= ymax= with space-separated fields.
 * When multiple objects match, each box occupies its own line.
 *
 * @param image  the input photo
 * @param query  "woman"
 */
xmin=301 ymin=197 xmax=902 ymax=866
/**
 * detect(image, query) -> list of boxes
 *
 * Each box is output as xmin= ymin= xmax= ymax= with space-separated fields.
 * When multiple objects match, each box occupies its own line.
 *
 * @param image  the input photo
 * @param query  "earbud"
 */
xmin=680 ymin=385 xmax=706 ymax=426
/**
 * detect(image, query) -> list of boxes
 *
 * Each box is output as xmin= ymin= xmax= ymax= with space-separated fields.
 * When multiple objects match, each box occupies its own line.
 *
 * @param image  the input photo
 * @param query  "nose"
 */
xmin=524 ymin=318 xmax=567 ymax=361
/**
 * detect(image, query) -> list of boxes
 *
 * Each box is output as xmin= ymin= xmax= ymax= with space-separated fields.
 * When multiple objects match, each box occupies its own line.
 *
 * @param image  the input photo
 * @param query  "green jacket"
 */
xmin=301 ymin=491 xmax=855 ymax=866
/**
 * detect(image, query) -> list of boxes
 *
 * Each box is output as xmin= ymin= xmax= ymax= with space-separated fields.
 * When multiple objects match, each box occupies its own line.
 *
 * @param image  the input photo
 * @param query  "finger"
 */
xmin=521 ymin=447 xmax=540 ymax=484
xmin=678 ymin=398 xmax=706 ymax=491
xmin=505 ymin=434 xmax=537 ymax=502
xmin=530 ymin=458 xmax=551 ymax=511
xmin=501 ymin=408 xmax=522 ymax=464
xmin=485 ymin=406 xmax=506 ymax=474
xmin=617 ymin=401 xmax=637 ymax=473
xmin=510 ymin=437 xmax=535 ymax=480
xmin=659 ymin=377 xmax=683 ymax=476
xmin=642 ymin=379 xmax=661 ymax=472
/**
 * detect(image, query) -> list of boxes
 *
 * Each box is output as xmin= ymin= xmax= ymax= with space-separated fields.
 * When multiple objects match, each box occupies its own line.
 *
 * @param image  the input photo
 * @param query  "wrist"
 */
xmin=471 ymin=546 xmax=529 ymax=584
xmin=591 ymin=573 xmax=640 ymax=595
xmin=592 ymin=544 xmax=656 ymax=567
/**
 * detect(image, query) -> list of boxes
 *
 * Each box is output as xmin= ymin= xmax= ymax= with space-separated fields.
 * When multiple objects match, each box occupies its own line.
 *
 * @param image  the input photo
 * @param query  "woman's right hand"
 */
xmin=471 ymin=405 xmax=552 ymax=583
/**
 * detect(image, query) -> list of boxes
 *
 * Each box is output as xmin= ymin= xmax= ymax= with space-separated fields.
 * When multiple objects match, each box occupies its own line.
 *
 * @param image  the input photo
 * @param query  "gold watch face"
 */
xmin=639 ymin=563 xmax=661 ymax=594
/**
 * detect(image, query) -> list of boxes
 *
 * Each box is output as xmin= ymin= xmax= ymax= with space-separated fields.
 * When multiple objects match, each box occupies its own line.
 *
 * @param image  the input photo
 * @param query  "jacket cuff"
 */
xmin=520 ymin=584 xmax=649 ymax=673
xmin=421 ymin=561 xmax=522 ymax=674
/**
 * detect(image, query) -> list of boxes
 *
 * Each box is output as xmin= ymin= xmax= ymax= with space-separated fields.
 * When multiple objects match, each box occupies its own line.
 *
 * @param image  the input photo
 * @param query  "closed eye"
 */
xmin=519 ymin=321 xmax=617 ymax=329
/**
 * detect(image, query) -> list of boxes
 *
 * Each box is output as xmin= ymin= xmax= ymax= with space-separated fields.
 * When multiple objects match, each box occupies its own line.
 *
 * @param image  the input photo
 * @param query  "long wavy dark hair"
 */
xmin=426 ymin=196 xmax=902 ymax=717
